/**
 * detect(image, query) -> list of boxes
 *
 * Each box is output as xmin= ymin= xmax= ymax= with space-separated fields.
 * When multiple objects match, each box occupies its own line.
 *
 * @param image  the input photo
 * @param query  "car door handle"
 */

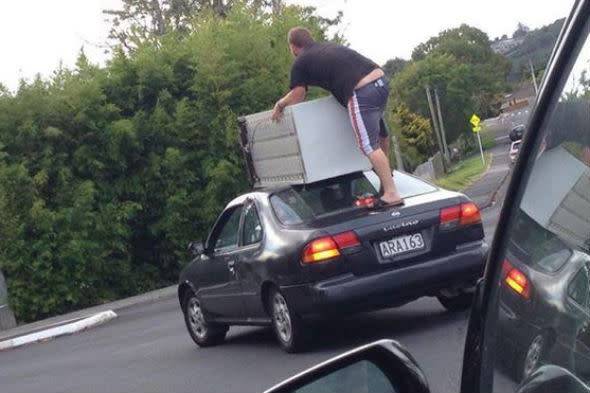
xmin=227 ymin=260 xmax=236 ymax=274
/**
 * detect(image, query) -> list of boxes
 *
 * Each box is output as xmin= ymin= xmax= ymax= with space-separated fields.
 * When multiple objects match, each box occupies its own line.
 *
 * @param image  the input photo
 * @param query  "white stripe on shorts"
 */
xmin=348 ymin=92 xmax=374 ymax=155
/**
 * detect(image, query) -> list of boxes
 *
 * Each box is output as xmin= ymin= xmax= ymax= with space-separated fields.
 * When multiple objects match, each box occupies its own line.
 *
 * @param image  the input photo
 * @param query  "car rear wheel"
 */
xmin=183 ymin=292 xmax=228 ymax=347
xmin=437 ymin=290 xmax=474 ymax=311
xmin=521 ymin=333 xmax=547 ymax=379
xmin=269 ymin=288 xmax=309 ymax=353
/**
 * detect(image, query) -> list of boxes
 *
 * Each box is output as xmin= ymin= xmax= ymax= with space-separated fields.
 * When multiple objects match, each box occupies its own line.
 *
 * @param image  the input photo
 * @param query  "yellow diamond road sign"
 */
xmin=470 ymin=114 xmax=481 ymax=127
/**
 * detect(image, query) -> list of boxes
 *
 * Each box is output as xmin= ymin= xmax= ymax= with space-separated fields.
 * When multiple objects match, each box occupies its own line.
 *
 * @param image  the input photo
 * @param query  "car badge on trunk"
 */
xmin=383 ymin=220 xmax=420 ymax=232
xmin=391 ymin=211 xmax=401 ymax=217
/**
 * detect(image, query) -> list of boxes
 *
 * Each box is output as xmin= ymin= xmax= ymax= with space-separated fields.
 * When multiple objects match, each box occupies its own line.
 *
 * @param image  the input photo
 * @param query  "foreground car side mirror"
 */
xmin=264 ymin=339 xmax=430 ymax=393
xmin=187 ymin=241 xmax=205 ymax=257
xmin=516 ymin=365 xmax=590 ymax=393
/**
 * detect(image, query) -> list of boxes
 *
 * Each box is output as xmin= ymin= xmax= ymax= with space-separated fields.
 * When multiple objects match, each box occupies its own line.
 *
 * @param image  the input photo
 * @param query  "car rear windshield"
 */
xmin=270 ymin=171 xmax=438 ymax=225
xmin=363 ymin=171 xmax=437 ymax=198
xmin=270 ymin=173 xmax=378 ymax=225
xmin=509 ymin=210 xmax=571 ymax=273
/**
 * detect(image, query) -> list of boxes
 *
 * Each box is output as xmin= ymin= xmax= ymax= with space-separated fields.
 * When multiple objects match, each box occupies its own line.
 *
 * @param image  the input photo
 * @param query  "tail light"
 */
xmin=460 ymin=203 xmax=481 ymax=226
xmin=355 ymin=195 xmax=376 ymax=208
xmin=440 ymin=203 xmax=481 ymax=229
xmin=332 ymin=231 xmax=361 ymax=248
xmin=503 ymin=259 xmax=530 ymax=298
xmin=302 ymin=231 xmax=360 ymax=264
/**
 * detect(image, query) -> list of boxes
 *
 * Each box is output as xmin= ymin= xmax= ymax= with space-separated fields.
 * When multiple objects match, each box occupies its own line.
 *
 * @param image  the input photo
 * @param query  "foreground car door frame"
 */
xmin=460 ymin=1 xmax=590 ymax=392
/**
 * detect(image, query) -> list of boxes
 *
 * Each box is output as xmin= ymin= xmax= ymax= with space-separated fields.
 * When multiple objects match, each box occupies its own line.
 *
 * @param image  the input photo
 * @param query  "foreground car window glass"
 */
xmin=293 ymin=360 xmax=397 ymax=393
xmin=213 ymin=206 xmax=243 ymax=251
xmin=490 ymin=30 xmax=590 ymax=391
xmin=270 ymin=173 xmax=378 ymax=225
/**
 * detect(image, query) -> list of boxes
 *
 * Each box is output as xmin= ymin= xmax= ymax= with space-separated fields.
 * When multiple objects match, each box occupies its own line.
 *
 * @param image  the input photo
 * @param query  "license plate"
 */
xmin=379 ymin=233 xmax=425 ymax=258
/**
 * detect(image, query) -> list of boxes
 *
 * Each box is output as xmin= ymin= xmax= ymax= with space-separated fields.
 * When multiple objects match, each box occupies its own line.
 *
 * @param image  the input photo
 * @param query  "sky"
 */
xmin=0 ymin=0 xmax=575 ymax=92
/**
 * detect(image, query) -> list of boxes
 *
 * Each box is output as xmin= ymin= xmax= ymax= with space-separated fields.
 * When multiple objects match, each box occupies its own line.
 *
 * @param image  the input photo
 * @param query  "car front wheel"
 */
xmin=183 ymin=292 xmax=228 ymax=347
xmin=269 ymin=288 xmax=309 ymax=353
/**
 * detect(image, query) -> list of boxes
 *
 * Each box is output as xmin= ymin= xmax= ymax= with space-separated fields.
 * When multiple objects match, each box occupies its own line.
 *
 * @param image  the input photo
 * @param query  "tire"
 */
xmin=182 ymin=292 xmax=228 ymax=347
xmin=519 ymin=333 xmax=547 ymax=380
xmin=437 ymin=291 xmax=474 ymax=311
xmin=268 ymin=288 xmax=309 ymax=353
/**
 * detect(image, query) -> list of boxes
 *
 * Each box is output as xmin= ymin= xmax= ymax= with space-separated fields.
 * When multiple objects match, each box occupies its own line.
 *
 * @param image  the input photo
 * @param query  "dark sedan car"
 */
xmin=178 ymin=170 xmax=488 ymax=352
xmin=510 ymin=124 xmax=526 ymax=142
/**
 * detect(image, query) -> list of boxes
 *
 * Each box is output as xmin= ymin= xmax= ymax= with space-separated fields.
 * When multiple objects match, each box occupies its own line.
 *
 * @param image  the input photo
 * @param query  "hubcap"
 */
xmin=272 ymin=293 xmax=292 ymax=343
xmin=524 ymin=335 xmax=544 ymax=377
xmin=187 ymin=297 xmax=207 ymax=339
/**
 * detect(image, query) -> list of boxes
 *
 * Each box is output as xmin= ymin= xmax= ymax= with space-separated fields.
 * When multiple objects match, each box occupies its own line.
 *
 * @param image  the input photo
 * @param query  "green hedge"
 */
xmin=0 ymin=5 xmax=331 ymax=322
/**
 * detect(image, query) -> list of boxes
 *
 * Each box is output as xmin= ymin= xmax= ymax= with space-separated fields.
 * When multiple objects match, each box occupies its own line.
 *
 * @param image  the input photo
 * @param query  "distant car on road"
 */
xmin=510 ymin=124 xmax=525 ymax=142
xmin=510 ymin=140 xmax=521 ymax=165
xmin=178 ymin=171 xmax=488 ymax=352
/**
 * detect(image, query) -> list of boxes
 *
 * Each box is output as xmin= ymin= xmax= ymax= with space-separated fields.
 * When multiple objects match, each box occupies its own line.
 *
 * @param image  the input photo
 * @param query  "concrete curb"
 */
xmin=479 ymin=170 xmax=511 ymax=211
xmin=0 ymin=311 xmax=117 ymax=351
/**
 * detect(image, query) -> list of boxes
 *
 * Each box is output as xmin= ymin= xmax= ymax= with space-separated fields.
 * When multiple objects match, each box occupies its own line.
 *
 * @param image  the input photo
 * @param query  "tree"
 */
xmin=103 ymin=0 xmax=286 ymax=51
xmin=0 ymin=2 xmax=335 ymax=322
xmin=411 ymin=24 xmax=492 ymax=63
xmin=512 ymin=22 xmax=530 ymax=39
xmin=388 ymin=103 xmax=433 ymax=171
xmin=394 ymin=25 xmax=510 ymax=164
xmin=382 ymin=57 xmax=409 ymax=78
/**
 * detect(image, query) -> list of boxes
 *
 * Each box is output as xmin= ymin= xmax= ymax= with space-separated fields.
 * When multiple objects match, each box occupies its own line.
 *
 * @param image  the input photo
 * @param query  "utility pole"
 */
xmin=425 ymin=87 xmax=447 ymax=172
xmin=529 ymin=59 xmax=539 ymax=95
xmin=434 ymin=88 xmax=450 ymax=164
xmin=391 ymin=132 xmax=405 ymax=172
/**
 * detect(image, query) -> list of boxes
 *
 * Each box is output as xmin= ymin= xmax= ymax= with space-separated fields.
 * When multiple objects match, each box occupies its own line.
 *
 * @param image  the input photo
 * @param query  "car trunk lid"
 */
xmin=315 ymin=191 xmax=483 ymax=275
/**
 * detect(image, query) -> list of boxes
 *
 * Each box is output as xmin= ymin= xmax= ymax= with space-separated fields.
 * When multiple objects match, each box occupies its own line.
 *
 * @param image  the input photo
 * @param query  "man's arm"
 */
xmin=271 ymin=86 xmax=306 ymax=121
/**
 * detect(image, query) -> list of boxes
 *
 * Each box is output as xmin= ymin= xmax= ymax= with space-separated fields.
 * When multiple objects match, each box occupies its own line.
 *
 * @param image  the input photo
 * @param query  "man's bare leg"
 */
xmin=368 ymin=148 xmax=402 ymax=204
xmin=379 ymin=136 xmax=390 ymax=162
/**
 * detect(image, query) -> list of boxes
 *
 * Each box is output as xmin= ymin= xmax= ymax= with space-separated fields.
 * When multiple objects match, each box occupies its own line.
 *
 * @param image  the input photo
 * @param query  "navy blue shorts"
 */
xmin=347 ymin=77 xmax=390 ymax=155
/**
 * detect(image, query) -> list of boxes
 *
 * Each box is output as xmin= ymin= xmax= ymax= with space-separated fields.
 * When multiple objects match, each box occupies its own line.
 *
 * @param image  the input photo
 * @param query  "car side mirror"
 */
xmin=516 ymin=365 xmax=590 ymax=393
xmin=264 ymin=339 xmax=430 ymax=393
xmin=187 ymin=241 xmax=205 ymax=257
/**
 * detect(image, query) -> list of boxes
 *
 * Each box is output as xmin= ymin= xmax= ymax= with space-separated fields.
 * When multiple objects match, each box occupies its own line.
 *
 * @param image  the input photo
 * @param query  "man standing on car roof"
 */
xmin=271 ymin=27 xmax=403 ymax=207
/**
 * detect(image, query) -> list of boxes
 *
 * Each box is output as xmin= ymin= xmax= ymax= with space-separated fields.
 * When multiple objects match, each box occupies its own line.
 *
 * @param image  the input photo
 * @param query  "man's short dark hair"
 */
xmin=288 ymin=27 xmax=314 ymax=48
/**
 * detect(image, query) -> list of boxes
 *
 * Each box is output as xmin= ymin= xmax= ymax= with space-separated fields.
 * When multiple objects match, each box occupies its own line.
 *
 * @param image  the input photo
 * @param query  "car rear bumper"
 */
xmin=281 ymin=241 xmax=488 ymax=319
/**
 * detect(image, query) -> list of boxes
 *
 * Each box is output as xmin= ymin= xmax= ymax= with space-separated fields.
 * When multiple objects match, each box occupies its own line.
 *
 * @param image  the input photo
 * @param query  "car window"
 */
xmin=364 ymin=170 xmax=437 ymax=197
xmin=270 ymin=173 xmax=379 ymax=225
xmin=213 ymin=206 xmax=243 ymax=251
xmin=488 ymin=28 xmax=590 ymax=391
xmin=568 ymin=265 xmax=589 ymax=310
xmin=242 ymin=203 xmax=263 ymax=246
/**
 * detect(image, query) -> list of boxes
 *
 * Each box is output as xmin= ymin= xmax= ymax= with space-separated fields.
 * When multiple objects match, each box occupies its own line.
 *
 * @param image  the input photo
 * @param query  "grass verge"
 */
xmin=434 ymin=153 xmax=492 ymax=191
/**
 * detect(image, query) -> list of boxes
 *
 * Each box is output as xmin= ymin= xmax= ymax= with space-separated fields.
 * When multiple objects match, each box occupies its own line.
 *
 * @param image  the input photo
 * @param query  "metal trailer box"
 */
xmin=238 ymin=96 xmax=372 ymax=188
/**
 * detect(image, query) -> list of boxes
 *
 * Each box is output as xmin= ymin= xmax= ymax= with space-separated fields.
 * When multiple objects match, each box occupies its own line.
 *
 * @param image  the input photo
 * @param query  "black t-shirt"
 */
xmin=289 ymin=42 xmax=378 ymax=106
